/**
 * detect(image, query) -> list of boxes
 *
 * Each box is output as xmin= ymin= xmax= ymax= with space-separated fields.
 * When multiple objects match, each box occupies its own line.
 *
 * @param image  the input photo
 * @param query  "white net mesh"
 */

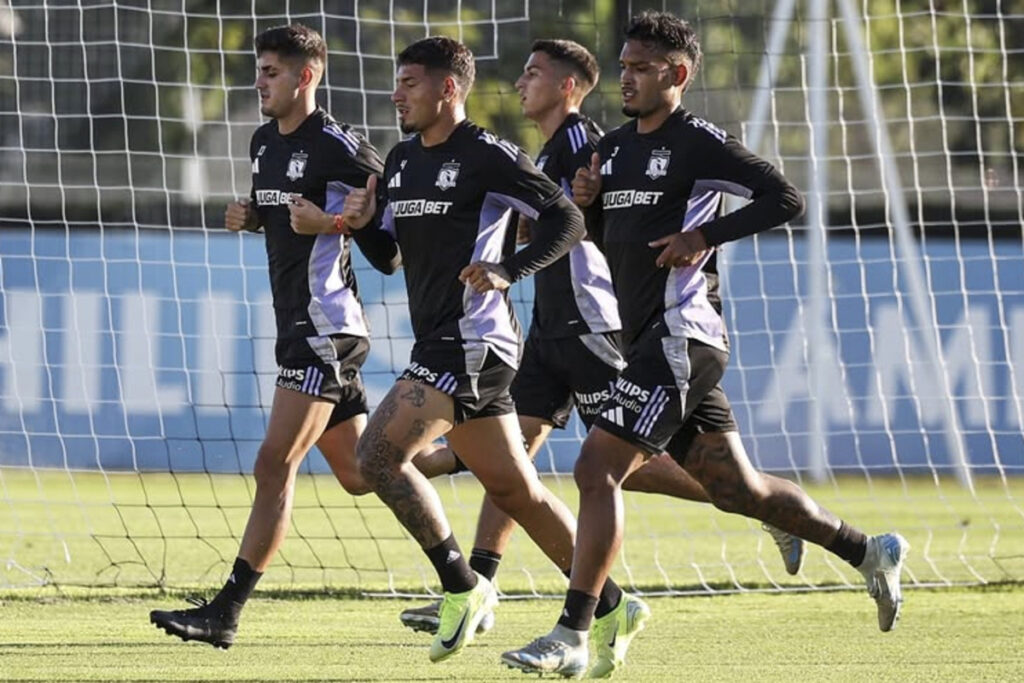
xmin=1 ymin=0 xmax=1022 ymax=595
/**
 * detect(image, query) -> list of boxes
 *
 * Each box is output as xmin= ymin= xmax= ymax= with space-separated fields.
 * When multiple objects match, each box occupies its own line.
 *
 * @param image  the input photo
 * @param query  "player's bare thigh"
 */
xmin=446 ymin=413 xmax=540 ymax=498
xmin=357 ymin=380 xmax=454 ymax=470
xmin=260 ymin=386 xmax=335 ymax=468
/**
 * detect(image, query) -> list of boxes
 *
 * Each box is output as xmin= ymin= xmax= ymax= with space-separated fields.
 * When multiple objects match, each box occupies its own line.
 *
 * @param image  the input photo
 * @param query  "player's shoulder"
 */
xmin=464 ymin=121 xmax=523 ymax=163
xmin=251 ymin=120 xmax=276 ymax=144
xmin=677 ymin=110 xmax=730 ymax=145
xmin=552 ymin=113 xmax=602 ymax=156
xmin=315 ymin=110 xmax=368 ymax=157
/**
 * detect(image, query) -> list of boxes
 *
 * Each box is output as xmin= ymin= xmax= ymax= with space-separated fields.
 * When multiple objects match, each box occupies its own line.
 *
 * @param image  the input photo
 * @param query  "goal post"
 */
xmin=1 ymin=0 xmax=1022 ymax=595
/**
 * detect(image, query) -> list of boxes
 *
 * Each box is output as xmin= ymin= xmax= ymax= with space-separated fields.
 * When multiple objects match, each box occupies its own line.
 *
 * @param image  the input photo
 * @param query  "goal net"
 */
xmin=1 ymin=0 xmax=1022 ymax=596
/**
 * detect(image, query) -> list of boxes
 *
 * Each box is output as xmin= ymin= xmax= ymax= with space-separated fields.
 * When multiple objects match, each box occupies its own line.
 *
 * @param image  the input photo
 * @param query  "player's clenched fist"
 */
xmin=224 ymin=198 xmax=257 ymax=232
xmin=459 ymin=262 xmax=512 ymax=293
xmin=341 ymin=174 xmax=378 ymax=231
xmin=570 ymin=151 xmax=602 ymax=208
xmin=288 ymin=197 xmax=331 ymax=235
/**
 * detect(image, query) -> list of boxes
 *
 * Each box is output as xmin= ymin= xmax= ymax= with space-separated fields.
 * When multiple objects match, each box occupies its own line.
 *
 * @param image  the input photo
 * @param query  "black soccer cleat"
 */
xmin=149 ymin=596 xmax=240 ymax=650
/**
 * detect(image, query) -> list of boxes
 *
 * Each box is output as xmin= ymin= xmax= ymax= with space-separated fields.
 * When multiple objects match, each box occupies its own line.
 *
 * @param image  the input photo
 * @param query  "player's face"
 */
xmin=255 ymin=52 xmax=302 ymax=119
xmin=392 ymin=63 xmax=446 ymax=134
xmin=619 ymin=39 xmax=682 ymax=119
xmin=514 ymin=51 xmax=565 ymax=120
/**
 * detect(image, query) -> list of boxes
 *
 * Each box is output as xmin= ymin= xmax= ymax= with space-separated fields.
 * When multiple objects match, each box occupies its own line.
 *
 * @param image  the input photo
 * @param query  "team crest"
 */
xmin=435 ymin=162 xmax=460 ymax=191
xmin=646 ymin=149 xmax=670 ymax=180
xmin=286 ymin=152 xmax=308 ymax=181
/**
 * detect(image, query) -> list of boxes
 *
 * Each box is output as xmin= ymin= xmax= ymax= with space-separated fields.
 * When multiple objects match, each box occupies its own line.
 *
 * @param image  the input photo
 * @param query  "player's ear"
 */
xmin=442 ymin=74 xmax=458 ymax=103
xmin=671 ymin=62 xmax=689 ymax=88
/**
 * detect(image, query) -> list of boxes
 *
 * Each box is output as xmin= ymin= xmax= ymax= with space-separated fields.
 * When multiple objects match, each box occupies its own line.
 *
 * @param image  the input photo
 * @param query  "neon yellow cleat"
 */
xmin=428 ymin=573 xmax=498 ymax=663
xmin=589 ymin=593 xmax=651 ymax=678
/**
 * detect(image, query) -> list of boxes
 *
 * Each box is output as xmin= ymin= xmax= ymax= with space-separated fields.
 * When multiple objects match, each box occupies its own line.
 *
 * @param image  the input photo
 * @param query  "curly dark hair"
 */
xmin=254 ymin=24 xmax=326 ymax=67
xmin=398 ymin=36 xmax=476 ymax=98
xmin=531 ymin=39 xmax=600 ymax=92
xmin=625 ymin=11 xmax=702 ymax=81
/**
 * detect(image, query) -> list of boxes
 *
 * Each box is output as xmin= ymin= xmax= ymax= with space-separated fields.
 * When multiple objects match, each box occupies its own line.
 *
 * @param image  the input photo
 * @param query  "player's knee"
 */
xmin=573 ymin=446 xmax=617 ymax=495
xmin=252 ymin=446 xmax=292 ymax=493
xmin=335 ymin=469 xmax=373 ymax=496
xmin=704 ymin=477 xmax=765 ymax=516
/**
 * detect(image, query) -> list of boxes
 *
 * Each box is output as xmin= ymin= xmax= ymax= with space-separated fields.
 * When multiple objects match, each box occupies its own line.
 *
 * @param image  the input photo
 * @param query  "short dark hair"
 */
xmin=625 ymin=11 xmax=702 ymax=83
xmin=254 ymin=23 xmax=327 ymax=68
xmin=531 ymin=39 xmax=600 ymax=94
xmin=397 ymin=36 xmax=476 ymax=98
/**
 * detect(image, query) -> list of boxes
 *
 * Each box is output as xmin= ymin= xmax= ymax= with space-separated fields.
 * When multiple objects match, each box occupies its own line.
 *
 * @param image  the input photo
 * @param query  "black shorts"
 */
xmin=512 ymin=331 xmax=626 ymax=429
xmin=591 ymin=325 xmax=737 ymax=462
xmin=274 ymin=334 xmax=369 ymax=429
xmin=398 ymin=341 xmax=516 ymax=424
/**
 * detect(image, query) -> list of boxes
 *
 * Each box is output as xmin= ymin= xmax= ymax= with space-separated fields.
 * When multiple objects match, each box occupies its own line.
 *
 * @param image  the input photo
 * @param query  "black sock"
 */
xmin=826 ymin=520 xmax=868 ymax=566
xmin=557 ymin=589 xmax=599 ymax=632
xmin=594 ymin=577 xmax=623 ymax=619
xmin=425 ymin=534 xmax=478 ymax=593
xmin=215 ymin=557 xmax=262 ymax=610
xmin=469 ymin=548 xmax=502 ymax=582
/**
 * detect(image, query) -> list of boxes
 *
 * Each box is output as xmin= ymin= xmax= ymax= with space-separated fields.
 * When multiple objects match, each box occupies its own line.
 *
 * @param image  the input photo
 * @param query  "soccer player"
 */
xmin=148 ymin=24 xmax=453 ymax=649
xmin=503 ymin=12 xmax=909 ymax=676
xmin=397 ymin=39 xmax=806 ymax=658
xmin=339 ymin=36 xmax=635 ymax=665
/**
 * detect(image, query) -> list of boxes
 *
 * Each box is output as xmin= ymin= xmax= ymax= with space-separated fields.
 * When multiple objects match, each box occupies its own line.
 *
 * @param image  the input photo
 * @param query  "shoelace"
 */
xmin=527 ymin=637 xmax=567 ymax=656
xmin=185 ymin=596 xmax=209 ymax=608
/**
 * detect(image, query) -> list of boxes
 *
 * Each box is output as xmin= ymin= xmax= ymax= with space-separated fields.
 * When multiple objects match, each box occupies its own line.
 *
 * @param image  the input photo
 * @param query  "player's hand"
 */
xmin=516 ymin=215 xmax=533 ymax=245
xmin=288 ymin=197 xmax=333 ymax=234
xmin=224 ymin=198 xmax=256 ymax=232
xmin=459 ymin=262 xmax=512 ymax=293
xmin=570 ymin=152 xmax=602 ymax=208
xmin=341 ymin=174 xmax=378 ymax=231
xmin=649 ymin=230 xmax=709 ymax=268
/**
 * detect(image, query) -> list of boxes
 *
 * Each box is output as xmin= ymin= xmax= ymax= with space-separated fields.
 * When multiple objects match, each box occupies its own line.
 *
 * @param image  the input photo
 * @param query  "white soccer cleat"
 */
xmin=589 ymin=593 xmax=651 ymax=678
xmin=428 ymin=574 xmax=498 ymax=663
xmin=857 ymin=532 xmax=910 ymax=632
xmin=501 ymin=635 xmax=589 ymax=679
xmin=762 ymin=523 xmax=806 ymax=575
xmin=399 ymin=599 xmax=495 ymax=635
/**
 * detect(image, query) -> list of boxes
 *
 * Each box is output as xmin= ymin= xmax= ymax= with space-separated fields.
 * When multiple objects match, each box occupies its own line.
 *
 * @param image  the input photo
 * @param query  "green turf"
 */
xmin=1 ymin=588 xmax=1022 ymax=681
xmin=2 ymin=468 xmax=1023 ymax=594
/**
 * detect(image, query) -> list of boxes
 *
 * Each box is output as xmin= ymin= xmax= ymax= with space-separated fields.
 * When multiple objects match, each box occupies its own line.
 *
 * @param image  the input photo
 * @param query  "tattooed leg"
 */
xmin=356 ymin=380 xmax=455 ymax=549
xmin=682 ymin=431 xmax=842 ymax=545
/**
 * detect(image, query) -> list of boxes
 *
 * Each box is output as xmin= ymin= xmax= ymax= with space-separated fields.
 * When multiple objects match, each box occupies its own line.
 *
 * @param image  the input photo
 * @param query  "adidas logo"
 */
xmin=228 ymin=573 xmax=236 ymax=584
xmin=562 ymin=608 xmax=570 ymax=618
xmin=601 ymin=405 xmax=625 ymax=427
xmin=600 ymin=159 xmax=613 ymax=175
xmin=445 ymin=550 xmax=461 ymax=564
xmin=388 ymin=172 xmax=401 ymax=188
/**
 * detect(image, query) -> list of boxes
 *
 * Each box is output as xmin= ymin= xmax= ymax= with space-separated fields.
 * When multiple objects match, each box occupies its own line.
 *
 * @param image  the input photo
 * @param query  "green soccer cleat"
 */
xmin=400 ymin=599 xmax=495 ymax=635
xmin=589 ymin=593 xmax=651 ymax=678
xmin=428 ymin=573 xmax=498 ymax=663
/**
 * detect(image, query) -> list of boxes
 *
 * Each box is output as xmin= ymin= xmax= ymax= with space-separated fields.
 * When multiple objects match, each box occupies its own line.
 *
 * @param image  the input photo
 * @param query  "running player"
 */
xmin=503 ymin=12 xmax=909 ymax=677
xmin=397 ymin=40 xmax=805 ymax=657
xmin=340 ymin=36 xmax=637 ymax=665
xmin=148 ymin=24 xmax=452 ymax=649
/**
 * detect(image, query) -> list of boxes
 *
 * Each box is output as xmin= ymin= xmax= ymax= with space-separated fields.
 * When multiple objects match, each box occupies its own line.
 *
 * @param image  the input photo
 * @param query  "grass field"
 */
xmin=2 ymin=468 xmax=1023 ymax=594
xmin=2 ymin=469 xmax=1024 ymax=679
xmin=1 ymin=588 xmax=1022 ymax=681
